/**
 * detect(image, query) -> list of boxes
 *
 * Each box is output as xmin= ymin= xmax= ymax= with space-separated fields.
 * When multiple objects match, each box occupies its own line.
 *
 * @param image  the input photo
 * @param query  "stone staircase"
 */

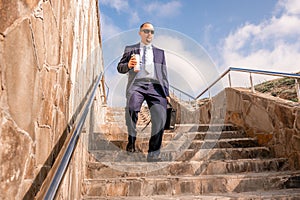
xmin=82 ymin=107 xmax=300 ymax=199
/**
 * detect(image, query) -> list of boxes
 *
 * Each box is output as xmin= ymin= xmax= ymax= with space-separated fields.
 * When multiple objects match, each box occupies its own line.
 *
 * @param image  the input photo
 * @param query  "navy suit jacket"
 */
xmin=117 ymin=43 xmax=169 ymax=98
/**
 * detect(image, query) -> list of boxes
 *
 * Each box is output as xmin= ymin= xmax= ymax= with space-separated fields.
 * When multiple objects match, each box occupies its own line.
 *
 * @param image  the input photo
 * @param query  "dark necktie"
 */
xmin=142 ymin=46 xmax=146 ymax=65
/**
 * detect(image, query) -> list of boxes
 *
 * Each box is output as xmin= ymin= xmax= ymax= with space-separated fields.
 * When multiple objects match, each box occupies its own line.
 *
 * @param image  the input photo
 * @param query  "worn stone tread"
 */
xmin=87 ymin=108 xmax=300 ymax=199
xmin=83 ymin=171 xmax=300 ymax=197
xmin=96 ymin=124 xmax=240 ymax=134
xmin=88 ymin=147 xmax=272 ymax=162
xmin=82 ymin=188 xmax=300 ymax=199
xmin=89 ymin=129 xmax=246 ymax=145
xmin=84 ymin=170 xmax=300 ymax=181
xmin=89 ymin=137 xmax=259 ymax=152
xmin=86 ymin=158 xmax=289 ymax=178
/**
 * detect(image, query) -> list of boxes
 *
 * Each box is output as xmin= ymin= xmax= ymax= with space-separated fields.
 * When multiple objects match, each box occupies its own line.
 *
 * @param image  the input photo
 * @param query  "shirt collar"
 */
xmin=140 ymin=42 xmax=152 ymax=49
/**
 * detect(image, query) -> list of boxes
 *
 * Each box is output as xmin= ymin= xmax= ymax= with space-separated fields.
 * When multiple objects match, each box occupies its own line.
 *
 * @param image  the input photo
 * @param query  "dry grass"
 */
xmin=254 ymin=76 xmax=299 ymax=102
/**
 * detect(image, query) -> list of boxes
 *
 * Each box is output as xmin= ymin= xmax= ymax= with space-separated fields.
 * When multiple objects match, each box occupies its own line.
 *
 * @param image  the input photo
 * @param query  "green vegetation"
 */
xmin=254 ymin=76 xmax=298 ymax=102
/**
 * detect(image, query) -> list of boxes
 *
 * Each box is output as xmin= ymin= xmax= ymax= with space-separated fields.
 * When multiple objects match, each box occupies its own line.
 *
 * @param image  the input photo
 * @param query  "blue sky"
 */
xmin=99 ymin=0 xmax=300 ymax=69
xmin=100 ymin=0 xmax=276 ymax=49
xmin=98 ymin=0 xmax=300 ymax=104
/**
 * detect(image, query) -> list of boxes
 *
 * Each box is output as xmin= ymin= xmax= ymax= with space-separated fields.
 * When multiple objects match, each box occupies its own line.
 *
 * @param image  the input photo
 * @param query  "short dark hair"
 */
xmin=140 ymin=22 xmax=153 ymax=30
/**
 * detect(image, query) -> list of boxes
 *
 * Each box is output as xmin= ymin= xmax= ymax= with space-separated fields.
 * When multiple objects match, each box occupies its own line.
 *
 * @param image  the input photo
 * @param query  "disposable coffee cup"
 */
xmin=133 ymin=54 xmax=140 ymax=72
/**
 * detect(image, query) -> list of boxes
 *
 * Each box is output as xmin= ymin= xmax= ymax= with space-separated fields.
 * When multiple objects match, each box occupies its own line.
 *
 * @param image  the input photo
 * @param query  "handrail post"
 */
xmin=174 ymin=66 xmax=300 ymax=101
xmin=296 ymin=78 xmax=300 ymax=102
xmin=228 ymin=71 xmax=232 ymax=88
xmin=250 ymin=72 xmax=255 ymax=93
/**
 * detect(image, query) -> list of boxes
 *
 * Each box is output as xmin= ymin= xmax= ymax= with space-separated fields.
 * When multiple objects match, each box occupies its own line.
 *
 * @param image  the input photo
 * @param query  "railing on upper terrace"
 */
xmin=170 ymin=67 xmax=300 ymax=103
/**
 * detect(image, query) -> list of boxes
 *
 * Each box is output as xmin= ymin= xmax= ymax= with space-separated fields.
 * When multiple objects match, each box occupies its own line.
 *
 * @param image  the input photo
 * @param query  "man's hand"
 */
xmin=166 ymin=96 xmax=171 ymax=103
xmin=128 ymin=56 xmax=137 ymax=69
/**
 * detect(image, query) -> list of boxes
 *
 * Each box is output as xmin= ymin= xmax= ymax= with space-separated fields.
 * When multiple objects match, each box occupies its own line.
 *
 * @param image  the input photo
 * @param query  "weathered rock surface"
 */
xmin=0 ymin=0 xmax=104 ymax=199
xmin=84 ymin=108 xmax=300 ymax=199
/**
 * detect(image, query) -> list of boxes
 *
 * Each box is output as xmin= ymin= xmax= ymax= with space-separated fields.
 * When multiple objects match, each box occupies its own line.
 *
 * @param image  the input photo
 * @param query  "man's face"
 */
xmin=139 ymin=23 xmax=154 ymax=45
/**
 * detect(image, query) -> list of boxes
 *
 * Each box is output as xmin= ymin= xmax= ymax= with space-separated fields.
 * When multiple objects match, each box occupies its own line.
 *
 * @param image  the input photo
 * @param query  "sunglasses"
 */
xmin=141 ymin=29 xmax=155 ymax=34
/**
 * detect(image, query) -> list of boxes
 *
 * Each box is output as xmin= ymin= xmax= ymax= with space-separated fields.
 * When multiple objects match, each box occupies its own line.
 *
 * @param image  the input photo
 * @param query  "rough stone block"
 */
xmin=292 ymin=135 xmax=300 ymax=151
xmin=42 ymin=1 xmax=61 ymax=66
xmin=274 ymin=104 xmax=295 ymax=129
xmin=245 ymin=104 xmax=273 ymax=133
xmin=296 ymin=109 xmax=300 ymax=132
xmin=0 ymin=0 xmax=39 ymax=33
xmin=179 ymin=181 xmax=196 ymax=194
xmin=85 ymin=183 xmax=106 ymax=196
xmin=0 ymin=115 xmax=32 ymax=199
xmin=200 ymin=178 xmax=226 ymax=193
xmin=128 ymin=180 xmax=142 ymax=196
xmin=106 ymin=180 xmax=128 ymax=196
xmin=155 ymin=180 xmax=172 ymax=195
xmin=226 ymin=89 xmax=242 ymax=112
xmin=141 ymin=179 xmax=156 ymax=196
xmin=35 ymin=127 xmax=52 ymax=166
xmin=4 ymin=18 xmax=38 ymax=136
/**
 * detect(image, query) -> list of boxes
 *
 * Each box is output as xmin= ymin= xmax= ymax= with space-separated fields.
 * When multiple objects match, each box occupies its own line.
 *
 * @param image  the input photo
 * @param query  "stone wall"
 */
xmin=0 ymin=0 xmax=104 ymax=199
xmin=225 ymin=87 xmax=300 ymax=170
xmin=172 ymin=88 xmax=300 ymax=170
xmin=170 ymin=91 xmax=226 ymax=125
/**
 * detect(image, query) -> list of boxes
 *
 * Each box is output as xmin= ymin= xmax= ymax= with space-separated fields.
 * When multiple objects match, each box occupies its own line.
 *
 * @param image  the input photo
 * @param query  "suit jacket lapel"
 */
xmin=134 ymin=43 xmax=140 ymax=55
xmin=152 ymin=46 xmax=158 ymax=64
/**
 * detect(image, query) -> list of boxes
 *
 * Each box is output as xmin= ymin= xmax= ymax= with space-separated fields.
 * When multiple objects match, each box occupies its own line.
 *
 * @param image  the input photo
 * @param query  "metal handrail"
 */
xmin=170 ymin=85 xmax=195 ymax=100
xmin=172 ymin=67 xmax=300 ymax=101
xmin=43 ymin=73 xmax=103 ymax=200
xmin=196 ymin=67 xmax=300 ymax=99
xmin=195 ymin=68 xmax=230 ymax=99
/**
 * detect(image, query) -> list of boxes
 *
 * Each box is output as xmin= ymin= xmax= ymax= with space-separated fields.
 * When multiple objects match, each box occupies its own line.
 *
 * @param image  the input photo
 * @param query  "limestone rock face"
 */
xmin=171 ymin=87 xmax=300 ymax=170
xmin=0 ymin=0 xmax=104 ymax=199
xmin=3 ymin=18 xmax=39 ymax=137
xmin=0 ymin=0 xmax=40 ymax=33
xmin=225 ymin=88 xmax=300 ymax=169
xmin=0 ymin=112 xmax=32 ymax=200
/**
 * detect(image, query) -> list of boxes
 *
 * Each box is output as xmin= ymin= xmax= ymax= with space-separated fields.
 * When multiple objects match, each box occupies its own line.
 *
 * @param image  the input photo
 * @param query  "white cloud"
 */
xmin=99 ymin=0 xmax=140 ymax=30
xmin=154 ymin=32 xmax=220 ymax=98
xmin=262 ymin=15 xmax=300 ymax=39
xmin=99 ymin=0 xmax=129 ymax=13
xmin=99 ymin=14 xmax=122 ymax=40
xmin=277 ymin=0 xmax=300 ymax=15
xmin=220 ymin=0 xmax=300 ymax=82
xmin=129 ymin=11 xmax=140 ymax=27
xmin=144 ymin=1 xmax=182 ymax=18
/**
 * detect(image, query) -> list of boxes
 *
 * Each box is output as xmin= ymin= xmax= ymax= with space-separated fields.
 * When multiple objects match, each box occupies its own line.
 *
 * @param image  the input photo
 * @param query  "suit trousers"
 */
xmin=125 ymin=81 xmax=167 ymax=154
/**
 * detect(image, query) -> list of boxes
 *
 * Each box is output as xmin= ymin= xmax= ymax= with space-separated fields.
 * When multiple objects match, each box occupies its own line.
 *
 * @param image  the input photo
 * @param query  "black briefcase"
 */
xmin=165 ymin=103 xmax=176 ymax=130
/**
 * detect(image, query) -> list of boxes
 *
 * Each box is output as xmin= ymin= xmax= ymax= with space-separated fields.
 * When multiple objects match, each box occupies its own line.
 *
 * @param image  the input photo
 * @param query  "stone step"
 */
xmin=106 ymin=113 xmax=150 ymax=124
xmin=90 ymin=130 xmax=247 ymax=143
xmin=106 ymin=107 xmax=126 ymax=112
xmin=96 ymin=124 xmax=240 ymax=135
xmin=190 ymin=147 xmax=272 ymax=161
xmin=96 ymin=124 xmax=152 ymax=134
xmin=88 ymin=147 xmax=272 ymax=163
xmin=82 ymin=171 xmax=300 ymax=197
xmin=105 ymin=106 xmax=150 ymax=125
xmin=82 ymin=188 xmax=300 ymax=199
xmin=88 ymin=137 xmax=258 ymax=152
xmin=174 ymin=124 xmax=240 ymax=132
xmin=86 ymin=158 xmax=289 ymax=179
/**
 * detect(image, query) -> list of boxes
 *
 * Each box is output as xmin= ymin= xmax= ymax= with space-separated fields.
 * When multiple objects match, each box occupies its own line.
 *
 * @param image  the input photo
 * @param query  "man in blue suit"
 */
xmin=117 ymin=22 xmax=170 ymax=162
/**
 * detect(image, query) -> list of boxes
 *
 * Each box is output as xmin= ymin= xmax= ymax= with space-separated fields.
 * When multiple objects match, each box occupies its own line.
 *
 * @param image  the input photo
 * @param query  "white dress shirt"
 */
xmin=135 ymin=43 xmax=156 ymax=80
